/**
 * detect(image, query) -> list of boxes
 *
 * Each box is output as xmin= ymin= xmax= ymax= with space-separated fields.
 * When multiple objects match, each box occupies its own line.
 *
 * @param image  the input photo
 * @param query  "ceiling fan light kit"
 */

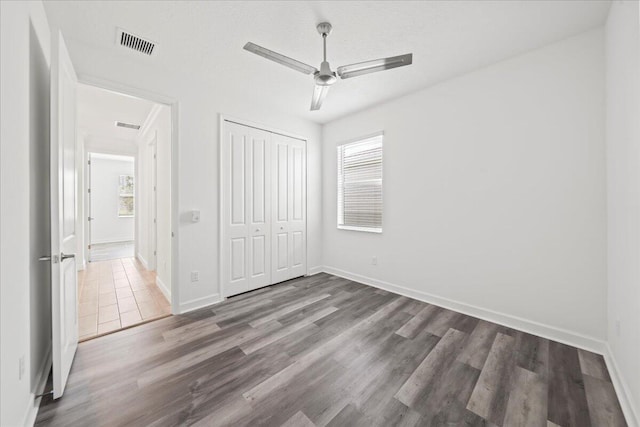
xmin=244 ymin=22 xmax=413 ymax=111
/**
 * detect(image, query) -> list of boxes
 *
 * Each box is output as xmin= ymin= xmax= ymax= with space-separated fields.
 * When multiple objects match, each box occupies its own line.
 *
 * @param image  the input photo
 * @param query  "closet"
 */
xmin=221 ymin=120 xmax=307 ymax=297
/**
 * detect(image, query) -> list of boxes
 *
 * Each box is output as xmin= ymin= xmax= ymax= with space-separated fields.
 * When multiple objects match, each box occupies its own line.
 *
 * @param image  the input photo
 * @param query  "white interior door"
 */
xmin=149 ymin=136 xmax=157 ymax=270
xmin=222 ymin=121 xmax=271 ymax=297
xmin=87 ymin=155 xmax=93 ymax=262
xmin=271 ymin=134 xmax=307 ymax=284
xmin=50 ymin=30 xmax=78 ymax=399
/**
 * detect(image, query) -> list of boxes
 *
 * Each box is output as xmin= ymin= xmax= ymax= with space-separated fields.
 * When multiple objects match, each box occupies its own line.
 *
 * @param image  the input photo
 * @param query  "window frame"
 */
xmin=118 ymin=174 xmax=135 ymax=218
xmin=336 ymin=131 xmax=384 ymax=234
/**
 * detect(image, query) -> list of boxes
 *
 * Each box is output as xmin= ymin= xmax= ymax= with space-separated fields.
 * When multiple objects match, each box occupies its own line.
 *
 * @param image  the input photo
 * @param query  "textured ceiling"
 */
xmin=45 ymin=1 xmax=611 ymax=124
xmin=77 ymin=83 xmax=155 ymax=141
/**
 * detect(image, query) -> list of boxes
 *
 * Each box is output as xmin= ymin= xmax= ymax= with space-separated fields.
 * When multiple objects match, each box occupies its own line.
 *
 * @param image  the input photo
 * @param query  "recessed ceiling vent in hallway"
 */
xmin=115 ymin=121 xmax=141 ymax=130
xmin=116 ymin=28 xmax=156 ymax=56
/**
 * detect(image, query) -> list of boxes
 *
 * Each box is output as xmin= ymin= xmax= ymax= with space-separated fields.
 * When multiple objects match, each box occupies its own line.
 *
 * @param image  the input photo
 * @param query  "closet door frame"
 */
xmin=219 ymin=115 xmax=309 ymax=299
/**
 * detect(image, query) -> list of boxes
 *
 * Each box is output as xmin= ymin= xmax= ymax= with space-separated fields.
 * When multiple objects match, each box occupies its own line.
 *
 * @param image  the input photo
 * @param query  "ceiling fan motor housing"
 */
xmin=315 ymin=61 xmax=337 ymax=86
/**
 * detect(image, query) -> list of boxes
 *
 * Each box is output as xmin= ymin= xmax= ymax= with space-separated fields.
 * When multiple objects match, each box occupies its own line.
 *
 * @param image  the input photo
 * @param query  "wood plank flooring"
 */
xmin=35 ymin=273 xmax=627 ymax=427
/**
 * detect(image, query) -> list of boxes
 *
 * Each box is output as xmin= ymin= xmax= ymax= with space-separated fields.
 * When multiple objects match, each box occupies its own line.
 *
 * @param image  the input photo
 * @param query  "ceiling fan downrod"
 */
xmin=316 ymin=22 xmax=336 ymax=87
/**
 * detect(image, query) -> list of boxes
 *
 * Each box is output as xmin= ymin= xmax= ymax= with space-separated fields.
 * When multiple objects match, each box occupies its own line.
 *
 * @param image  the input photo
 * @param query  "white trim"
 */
xmin=603 ymin=344 xmax=639 ymax=427
xmin=23 ymin=344 xmax=52 ymax=427
xmin=136 ymin=252 xmax=149 ymax=270
xmin=155 ymin=275 xmax=171 ymax=301
xmin=307 ymin=266 xmax=323 ymax=275
xmin=337 ymin=225 xmax=382 ymax=233
xmin=220 ymin=114 xmax=308 ymax=142
xmin=179 ymin=293 xmax=223 ymax=314
xmin=138 ymin=104 xmax=163 ymax=139
xmin=89 ymin=238 xmax=134 ymax=245
xmin=321 ymin=265 xmax=607 ymax=354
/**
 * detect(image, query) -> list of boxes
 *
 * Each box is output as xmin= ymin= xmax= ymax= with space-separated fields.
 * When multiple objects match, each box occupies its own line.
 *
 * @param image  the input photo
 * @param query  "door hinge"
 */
xmin=88 ymin=244 xmax=91 ymax=250
xmin=87 ymin=188 xmax=91 ymax=193
xmin=153 ymin=186 xmax=156 ymax=191
xmin=153 ymin=154 xmax=157 ymax=159
xmin=153 ymin=250 xmax=157 ymax=256
xmin=153 ymin=218 xmax=157 ymax=223
xmin=88 ymin=160 xmax=91 ymax=165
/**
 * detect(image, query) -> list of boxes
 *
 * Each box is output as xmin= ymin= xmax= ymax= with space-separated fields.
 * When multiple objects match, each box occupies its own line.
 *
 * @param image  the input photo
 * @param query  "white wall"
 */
xmin=89 ymin=154 xmax=135 ymax=244
xmin=605 ymin=1 xmax=640 ymax=424
xmin=1 ymin=1 xmax=53 ymax=425
xmin=55 ymin=34 xmax=323 ymax=312
xmin=136 ymin=128 xmax=151 ymax=270
xmin=136 ymin=104 xmax=172 ymax=298
xmin=28 ymin=8 xmax=52 ymax=423
xmin=322 ymin=29 xmax=607 ymax=347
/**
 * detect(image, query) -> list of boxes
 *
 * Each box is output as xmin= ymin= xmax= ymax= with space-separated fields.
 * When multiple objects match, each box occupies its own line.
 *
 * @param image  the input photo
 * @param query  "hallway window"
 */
xmin=118 ymin=175 xmax=135 ymax=217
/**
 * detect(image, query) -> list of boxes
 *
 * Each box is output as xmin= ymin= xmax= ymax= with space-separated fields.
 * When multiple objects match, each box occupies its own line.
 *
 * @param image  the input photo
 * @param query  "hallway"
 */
xmin=78 ymin=257 xmax=171 ymax=340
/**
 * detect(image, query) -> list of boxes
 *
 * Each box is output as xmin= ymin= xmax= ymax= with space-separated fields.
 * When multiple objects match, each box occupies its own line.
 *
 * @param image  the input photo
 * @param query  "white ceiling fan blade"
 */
xmin=244 ymin=42 xmax=318 ymax=75
xmin=310 ymin=84 xmax=330 ymax=111
xmin=337 ymin=53 xmax=413 ymax=79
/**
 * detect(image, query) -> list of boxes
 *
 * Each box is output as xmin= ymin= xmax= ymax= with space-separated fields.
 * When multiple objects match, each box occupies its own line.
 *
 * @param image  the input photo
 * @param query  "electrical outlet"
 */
xmin=372 ymin=256 xmax=378 ymax=266
xmin=18 ymin=356 xmax=25 ymax=380
xmin=191 ymin=271 xmax=199 ymax=282
xmin=616 ymin=318 xmax=621 ymax=337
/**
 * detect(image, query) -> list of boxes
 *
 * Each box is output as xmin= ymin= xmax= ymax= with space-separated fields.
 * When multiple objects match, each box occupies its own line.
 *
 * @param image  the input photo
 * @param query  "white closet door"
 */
xmin=271 ymin=134 xmax=306 ymax=284
xmin=222 ymin=122 xmax=271 ymax=297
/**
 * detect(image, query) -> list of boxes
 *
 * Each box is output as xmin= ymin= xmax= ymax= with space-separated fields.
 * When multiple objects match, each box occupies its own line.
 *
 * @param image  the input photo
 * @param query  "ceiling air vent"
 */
xmin=115 ymin=121 xmax=141 ymax=130
xmin=116 ymin=28 xmax=156 ymax=56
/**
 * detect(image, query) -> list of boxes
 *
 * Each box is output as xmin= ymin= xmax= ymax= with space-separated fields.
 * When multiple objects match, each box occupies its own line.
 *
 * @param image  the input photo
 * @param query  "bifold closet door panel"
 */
xmin=222 ymin=122 xmax=271 ymax=297
xmin=271 ymin=134 xmax=306 ymax=284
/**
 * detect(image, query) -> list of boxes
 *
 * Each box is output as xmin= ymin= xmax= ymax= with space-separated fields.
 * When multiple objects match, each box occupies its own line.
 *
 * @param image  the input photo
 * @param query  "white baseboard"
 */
xmin=90 ymin=238 xmax=134 ymax=245
xmin=603 ymin=343 xmax=639 ymax=427
xmin=155 ymin=276 xmax=171 ymax=301
xmin=322 ymin=266 xmax=606 ymax=355
xmin=179 ymin=293 xmax=223 ymax=314
xmin=136 ymin=252 xmax=148 ymax=270
xmin=307 ymin=266 xmax=323 ymax=275
xmin=23 ymin=344 xmax=51 ymax=427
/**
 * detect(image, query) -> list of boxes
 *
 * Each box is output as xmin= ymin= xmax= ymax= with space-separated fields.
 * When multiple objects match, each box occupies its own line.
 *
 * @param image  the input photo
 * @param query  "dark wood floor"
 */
xmin=36 ymin=273 xmax=626 ymax=427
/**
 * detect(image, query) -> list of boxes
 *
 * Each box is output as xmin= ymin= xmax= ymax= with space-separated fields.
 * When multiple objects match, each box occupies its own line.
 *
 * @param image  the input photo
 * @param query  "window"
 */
xmin=337 ymin=133 xmax=383 ymax=233
xmin=118 ymin=175 xmax=135 ymax=217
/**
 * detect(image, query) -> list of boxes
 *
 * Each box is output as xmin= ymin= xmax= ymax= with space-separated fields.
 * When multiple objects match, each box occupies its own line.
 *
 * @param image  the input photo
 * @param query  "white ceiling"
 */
xmin=77 ymin=83 xmax=155 ymax=141
xmin=46 ymin=1 xmax=611 ymax=124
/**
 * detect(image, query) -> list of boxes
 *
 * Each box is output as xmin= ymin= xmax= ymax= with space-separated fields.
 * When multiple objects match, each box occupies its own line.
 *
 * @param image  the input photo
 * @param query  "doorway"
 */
xmin=87 ymin=153 xmax=135 ymax=262
xmin=76 ymin=83 xmax=173 ymax=340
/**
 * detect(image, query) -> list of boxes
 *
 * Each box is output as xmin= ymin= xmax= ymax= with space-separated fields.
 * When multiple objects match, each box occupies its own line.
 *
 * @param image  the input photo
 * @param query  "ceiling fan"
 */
xmin=244 ymin=22 xmax=413 ymax=111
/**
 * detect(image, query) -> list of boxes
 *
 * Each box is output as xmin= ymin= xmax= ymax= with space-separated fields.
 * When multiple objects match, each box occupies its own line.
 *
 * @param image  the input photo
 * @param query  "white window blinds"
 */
xmin=337 ymin=133 xmax=383 ymax=233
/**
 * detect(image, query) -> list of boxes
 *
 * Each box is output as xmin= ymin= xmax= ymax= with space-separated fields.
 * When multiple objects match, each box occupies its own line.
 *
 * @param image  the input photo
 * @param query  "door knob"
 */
xmin=60 ymin=253 xmax=75 ymax=261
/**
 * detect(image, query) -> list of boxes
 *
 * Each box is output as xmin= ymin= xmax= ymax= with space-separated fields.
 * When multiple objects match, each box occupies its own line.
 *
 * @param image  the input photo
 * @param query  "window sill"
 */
xmin=337 ymin=225 xmax=382 ymax=234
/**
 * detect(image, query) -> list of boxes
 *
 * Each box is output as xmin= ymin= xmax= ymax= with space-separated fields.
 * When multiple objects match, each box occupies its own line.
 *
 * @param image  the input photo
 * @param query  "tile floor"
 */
xmin=78 ymin=257 xmax=171 ymax=341
xmin=89 ymin=241 xmax=135 ymax=262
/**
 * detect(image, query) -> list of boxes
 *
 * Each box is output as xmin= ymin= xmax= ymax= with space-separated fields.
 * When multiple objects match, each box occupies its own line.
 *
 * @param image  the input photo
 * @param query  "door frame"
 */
xmin=218 ymin=114 xmax=309 ymax=300
xmin=148 ymin=133 xmax=158 ymax=271
xmin=85 ymin=151 xmax=137 ymax=258
xmin=78 ymin=75 xmax=180 ymax=314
